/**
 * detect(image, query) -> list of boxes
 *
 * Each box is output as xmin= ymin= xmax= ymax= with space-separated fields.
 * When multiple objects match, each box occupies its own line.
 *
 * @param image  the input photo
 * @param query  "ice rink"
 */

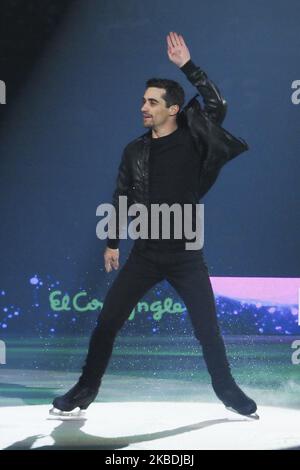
xmin=1 ymin=401 xmax=300 ymax=450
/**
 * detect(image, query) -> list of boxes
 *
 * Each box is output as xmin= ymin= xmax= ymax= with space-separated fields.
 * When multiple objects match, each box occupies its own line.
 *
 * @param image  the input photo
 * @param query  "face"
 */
xmin=141 ymin=87 xmax=178 ymax=128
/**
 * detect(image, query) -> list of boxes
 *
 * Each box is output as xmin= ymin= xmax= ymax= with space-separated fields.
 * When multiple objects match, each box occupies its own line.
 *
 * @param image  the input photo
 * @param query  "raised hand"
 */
xmin=167 ymin=31 xmax=191 ymax=68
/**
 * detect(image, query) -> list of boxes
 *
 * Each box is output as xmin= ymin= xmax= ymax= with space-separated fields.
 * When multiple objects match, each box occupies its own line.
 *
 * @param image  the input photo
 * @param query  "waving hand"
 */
xmin=167 ymin=31 xmax=191 ymax=68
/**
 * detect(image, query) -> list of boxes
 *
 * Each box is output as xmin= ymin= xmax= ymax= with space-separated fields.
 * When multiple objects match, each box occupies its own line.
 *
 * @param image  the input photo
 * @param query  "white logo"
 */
xmin=291 ymin=80 xmax=300 ymax=104
xmin=0 ymin=340 xmax=6 ymax=365
xmin=0 ymin=80 xmax=6 ymax=104
xmin=96 ymin=196 xmax=204 ymax=250
xmin=291 ymin=339 xmax=300 ymax=365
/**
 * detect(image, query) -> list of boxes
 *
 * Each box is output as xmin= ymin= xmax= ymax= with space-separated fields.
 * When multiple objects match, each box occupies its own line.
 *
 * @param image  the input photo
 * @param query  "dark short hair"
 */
xmin=145 ymin=78 xmax=185 ymax=116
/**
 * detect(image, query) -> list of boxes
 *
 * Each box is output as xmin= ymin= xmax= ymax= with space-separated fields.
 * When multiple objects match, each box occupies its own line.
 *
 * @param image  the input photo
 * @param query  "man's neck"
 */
xmin=151 ymin=125 xmax=178 ymax=139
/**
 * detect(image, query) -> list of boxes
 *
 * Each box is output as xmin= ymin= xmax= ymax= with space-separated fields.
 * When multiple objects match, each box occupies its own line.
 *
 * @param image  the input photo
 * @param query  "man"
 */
xmin=50 ymin=32 xmax=257 ymax=418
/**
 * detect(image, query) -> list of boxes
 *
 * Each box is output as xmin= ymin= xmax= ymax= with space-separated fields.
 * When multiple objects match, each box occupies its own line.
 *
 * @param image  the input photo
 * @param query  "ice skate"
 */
xmin=212 ymin=377 xmax=259 ymax=420
xmin=225 ymin=405 xmax=259 ymax=420
xmin=49 ymin=381 xmax=99 ymax=419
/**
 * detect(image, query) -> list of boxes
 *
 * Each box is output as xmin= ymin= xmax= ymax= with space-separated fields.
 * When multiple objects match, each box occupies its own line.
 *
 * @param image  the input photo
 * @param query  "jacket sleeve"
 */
xmin=180 ymin=59 xmax=227 ymax=125
xmin=106 ymin=146 xmax=132 ymax=249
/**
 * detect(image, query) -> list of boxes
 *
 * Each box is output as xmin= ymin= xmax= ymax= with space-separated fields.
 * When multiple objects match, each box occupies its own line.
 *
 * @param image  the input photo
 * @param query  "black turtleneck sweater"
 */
xmin=145 ymin=125 xmax=204 ymax=251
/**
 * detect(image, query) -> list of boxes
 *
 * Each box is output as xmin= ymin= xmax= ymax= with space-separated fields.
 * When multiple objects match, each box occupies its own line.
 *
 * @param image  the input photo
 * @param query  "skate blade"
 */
xmin=226 ymin=406 xmax=260 ymax=420
xmin=48 ymin=406 xmax=87 ymax=420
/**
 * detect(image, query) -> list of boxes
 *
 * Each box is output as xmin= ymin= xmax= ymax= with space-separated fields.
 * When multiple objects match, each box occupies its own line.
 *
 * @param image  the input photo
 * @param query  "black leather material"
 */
xmin=107 ymin=65 xmax=249 ymax=249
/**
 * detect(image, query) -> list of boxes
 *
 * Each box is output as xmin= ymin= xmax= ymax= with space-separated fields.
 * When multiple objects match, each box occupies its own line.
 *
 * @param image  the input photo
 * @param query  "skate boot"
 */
xmin=49 ymin=381 xmax=99 ymax=419
xmin=212 ymin=377 xmax=259 ymax=419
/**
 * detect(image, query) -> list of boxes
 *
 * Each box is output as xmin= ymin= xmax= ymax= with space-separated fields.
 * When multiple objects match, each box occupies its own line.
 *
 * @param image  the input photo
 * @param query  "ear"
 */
xmin=169 ymin=104 xmax=180 ymax=116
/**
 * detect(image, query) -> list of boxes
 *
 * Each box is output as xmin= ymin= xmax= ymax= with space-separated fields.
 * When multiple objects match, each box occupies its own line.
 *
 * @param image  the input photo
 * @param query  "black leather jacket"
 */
xmin=106 ymin=61 xmax=249 ymax=249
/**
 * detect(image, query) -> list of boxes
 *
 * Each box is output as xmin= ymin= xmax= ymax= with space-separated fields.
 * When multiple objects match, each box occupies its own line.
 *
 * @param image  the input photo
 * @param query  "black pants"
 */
xmin=79 ymin=243 xmax=232 ymax=388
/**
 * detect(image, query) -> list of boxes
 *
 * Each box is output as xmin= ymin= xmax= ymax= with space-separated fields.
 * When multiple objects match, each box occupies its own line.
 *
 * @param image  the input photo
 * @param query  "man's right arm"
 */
xmin=106 ymin=146 xmax=132 ymax=250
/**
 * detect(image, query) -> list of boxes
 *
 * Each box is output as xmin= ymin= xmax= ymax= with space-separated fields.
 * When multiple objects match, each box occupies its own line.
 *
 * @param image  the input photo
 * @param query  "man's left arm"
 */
xmin=180 ymin=59 xmax=227 ymax=125
xmin=167 ymin=31 xmax=227 ymax=125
